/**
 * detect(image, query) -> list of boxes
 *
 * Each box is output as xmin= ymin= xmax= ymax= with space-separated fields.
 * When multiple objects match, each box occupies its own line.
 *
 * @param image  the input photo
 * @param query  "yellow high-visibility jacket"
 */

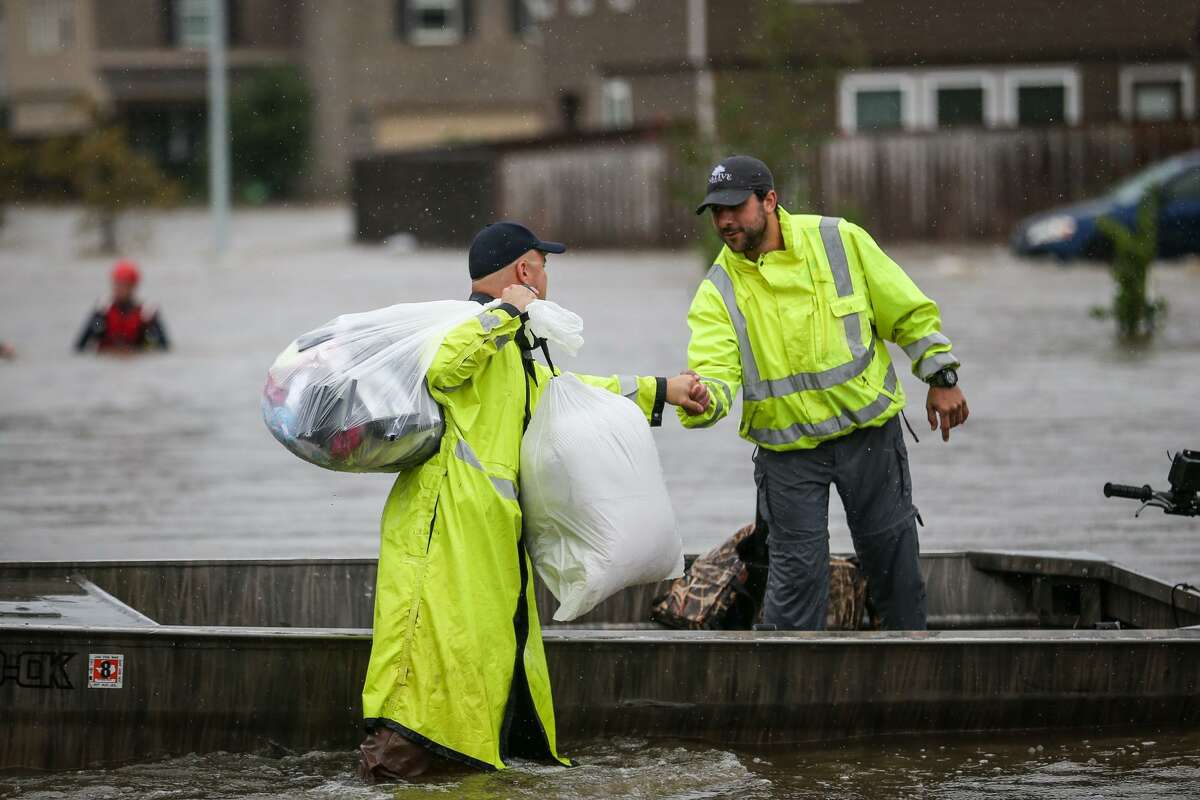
xmin=680 ymin=209 xmax=958 ymax=450
xmin=362 ymin=295 xmax=666 ymax=770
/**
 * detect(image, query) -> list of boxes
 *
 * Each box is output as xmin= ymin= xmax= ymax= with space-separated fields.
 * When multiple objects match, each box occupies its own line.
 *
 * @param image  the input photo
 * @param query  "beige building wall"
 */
xmin=373 ymin=110 xmax=544 ymax=152
xmin=297 ymin=0 xmax=549 ymax=196
xmin=3 ymin=0 xmax=107 ymax=135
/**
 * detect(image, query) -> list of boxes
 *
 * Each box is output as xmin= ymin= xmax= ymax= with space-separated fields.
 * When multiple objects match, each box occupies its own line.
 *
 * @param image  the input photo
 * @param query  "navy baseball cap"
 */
xmin=468 ymin=221 xmax=566 ymax=280
xmin=695 ymin=155 xmax=775 ymax=215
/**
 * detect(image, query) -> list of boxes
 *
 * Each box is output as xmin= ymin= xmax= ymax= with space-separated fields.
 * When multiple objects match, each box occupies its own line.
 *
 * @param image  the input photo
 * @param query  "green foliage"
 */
xmin=230 ymin=66 xmax=312 ymax=201
xmin=674 ymin=1 xmax=866 ymax=268
xmin=1096 ymin=192 xmax=1165 ymax=342
xmin=36 ymin=127 xmax=181 ymax=253
xmin=0 ymin=134 xmax=29 ymax=227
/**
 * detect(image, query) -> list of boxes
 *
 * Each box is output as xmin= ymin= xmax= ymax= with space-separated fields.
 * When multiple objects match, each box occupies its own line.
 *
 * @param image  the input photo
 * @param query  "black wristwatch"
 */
xmin=927 ymin=366 xmax=958 ymax=388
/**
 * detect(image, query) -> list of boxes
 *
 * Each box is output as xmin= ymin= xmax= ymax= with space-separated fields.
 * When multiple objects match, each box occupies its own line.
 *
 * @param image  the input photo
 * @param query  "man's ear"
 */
xmin=763 ymin=190 xmax=778 ymax=214
xmin=514 ymin=258 xmax=530 ymax=284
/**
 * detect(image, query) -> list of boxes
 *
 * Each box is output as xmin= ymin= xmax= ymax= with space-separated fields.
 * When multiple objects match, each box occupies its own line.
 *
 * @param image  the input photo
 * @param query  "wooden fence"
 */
xmin=820 ymin=123 xmax=1200 ymax=241
xmin=353 ymin=122 xmax=1200 ymax=246
xmin=499 ymin=141 xmax=686 ymax=248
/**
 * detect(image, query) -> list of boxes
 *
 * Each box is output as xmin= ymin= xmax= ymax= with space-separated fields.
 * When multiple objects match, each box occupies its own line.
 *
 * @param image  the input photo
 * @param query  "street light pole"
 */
xmin=207 ymin=0 xmax=231 ymax=254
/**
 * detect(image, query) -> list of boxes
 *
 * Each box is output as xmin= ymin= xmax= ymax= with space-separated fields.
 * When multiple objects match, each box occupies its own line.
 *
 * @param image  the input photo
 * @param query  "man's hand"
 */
xmin=926 ymin=386 xmax=968 ymax=442
xmin=500 ymin=284 xmax=538 ymax=313
xmin=667 ymin=371 xmax=710 ymax=416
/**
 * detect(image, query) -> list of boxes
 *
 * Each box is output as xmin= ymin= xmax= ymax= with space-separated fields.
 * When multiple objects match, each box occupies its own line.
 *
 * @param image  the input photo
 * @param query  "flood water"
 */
xmin=2 ymin=207 xmax=1200 ymax=797
xmin=4 ymin=731 xmax=1200 ymax=799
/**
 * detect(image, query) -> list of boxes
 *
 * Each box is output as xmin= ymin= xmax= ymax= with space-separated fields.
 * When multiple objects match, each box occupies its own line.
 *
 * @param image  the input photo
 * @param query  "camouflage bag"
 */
xmin=650 ymin=523 xmax=874 ymax=631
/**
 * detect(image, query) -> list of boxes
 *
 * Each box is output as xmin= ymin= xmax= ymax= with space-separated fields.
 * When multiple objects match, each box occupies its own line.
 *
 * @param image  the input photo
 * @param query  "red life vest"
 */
xmin=99 ymin=303 xmax=148 ymax=350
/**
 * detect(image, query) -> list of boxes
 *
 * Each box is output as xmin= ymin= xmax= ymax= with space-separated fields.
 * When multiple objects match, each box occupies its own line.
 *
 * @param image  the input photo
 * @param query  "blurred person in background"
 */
xmin=680 ymin=155 xmax=968 ymax=632
xmin=75 ymin=261 xmax=169 ymax=353
xmin=0 ymin=341 xmax=14 ymax=360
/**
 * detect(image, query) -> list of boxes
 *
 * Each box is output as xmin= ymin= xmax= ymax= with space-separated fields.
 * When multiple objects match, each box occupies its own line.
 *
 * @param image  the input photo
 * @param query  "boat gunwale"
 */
xmin=6 ymin=622 xmax=1200 ymax=644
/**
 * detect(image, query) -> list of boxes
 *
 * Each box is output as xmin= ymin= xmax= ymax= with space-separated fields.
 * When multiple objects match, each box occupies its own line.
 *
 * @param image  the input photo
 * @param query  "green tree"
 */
xmin=0 ymin=134 xmax=28 ymax=229
xmin=230 ymin=66 xmax=312 ymax=201
xmin=1095 ymin=192 xmax=1165 ymax=342
xmin=68 ymin=127 xmax=181 ymax=253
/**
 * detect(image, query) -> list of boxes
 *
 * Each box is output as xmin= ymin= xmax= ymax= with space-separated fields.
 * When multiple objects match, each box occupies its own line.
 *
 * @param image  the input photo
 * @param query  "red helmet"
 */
xmin=111 ymin=260 xmax=141 ymax=285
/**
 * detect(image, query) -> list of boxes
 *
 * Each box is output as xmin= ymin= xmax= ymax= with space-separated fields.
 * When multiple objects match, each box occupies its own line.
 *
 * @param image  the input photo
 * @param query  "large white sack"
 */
xmin=521 ymin=373 xmax=683 ymax=621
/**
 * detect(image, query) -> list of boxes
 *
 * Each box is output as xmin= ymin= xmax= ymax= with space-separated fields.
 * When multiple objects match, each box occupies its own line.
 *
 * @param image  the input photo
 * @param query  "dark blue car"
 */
xmin=1011 ymin=150 xmax=1200 ymax=262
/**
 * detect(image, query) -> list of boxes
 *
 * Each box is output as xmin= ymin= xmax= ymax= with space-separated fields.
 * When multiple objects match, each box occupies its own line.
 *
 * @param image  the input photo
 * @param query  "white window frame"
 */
xmin=600 ymin=78 xmax=633 ymax=129
xmin=406 ymin=0 xmax=464 ymax=47
xmin=27 ymin=0 xmax=75 ymax=54
xmin=1001 ymin=67 xmax=1081 ymax=127
xmin=839 ymin=72 xmax=919 ymax=134
xmin=1119 ymin=63 xmax=1195 ymax=122
xmin=924 ymin=70 xmax=1000 ymax=129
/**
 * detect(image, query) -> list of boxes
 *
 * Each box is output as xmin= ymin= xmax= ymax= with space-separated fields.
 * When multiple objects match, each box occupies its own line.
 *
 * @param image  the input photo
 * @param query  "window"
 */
xmin=1017 ymin=86 xmax=1066 ymax=125
xmin=27 ymin=0 xmax=74 ymax=54
xmin=856 ymin=90 xmax=903 ymax=131
xmin=1003 ymin=68 xmax=1080 ymax=127
xmin=525 ymin=0 xmax=555 ymax=19
xmin=1134 ymin=83 xmax=1180 ymax=122
xmin=1164 ymin=168 xmax=1200 ymax=203
xmin=839 ymin=74 xmax=917 ymax=133
xmin=175 ymin=0 xmax=211 ymax=49
xmin=936 ymin=88 xmax=984 ymax=127
xmin=398 ymin=0 xmax=465 ymax=46
xmin=1120 ymin=65 xmax=1195 ymax=123
xmin=600 ymin=78 xmax=632 ymax=129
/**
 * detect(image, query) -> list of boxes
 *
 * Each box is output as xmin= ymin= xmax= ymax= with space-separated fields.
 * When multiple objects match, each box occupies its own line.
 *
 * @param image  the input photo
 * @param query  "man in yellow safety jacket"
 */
xmin=681 ymin=155 xmax=969 ymax=631
xmin=358 ymin=221 xmax=705 ymax=781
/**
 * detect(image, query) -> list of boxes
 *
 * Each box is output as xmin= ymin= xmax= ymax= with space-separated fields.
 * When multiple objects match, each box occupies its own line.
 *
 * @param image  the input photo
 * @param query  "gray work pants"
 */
xmin=754 ymin=414 xmax=927 ymax=631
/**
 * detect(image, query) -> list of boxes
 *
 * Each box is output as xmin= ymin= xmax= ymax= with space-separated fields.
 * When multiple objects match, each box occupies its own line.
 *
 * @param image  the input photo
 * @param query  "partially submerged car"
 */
xmin=1011 ymin=150 xmax=1200 ymax=262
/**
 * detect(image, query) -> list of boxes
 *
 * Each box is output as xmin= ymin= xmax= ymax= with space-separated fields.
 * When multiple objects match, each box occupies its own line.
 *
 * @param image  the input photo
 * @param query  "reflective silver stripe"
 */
xmin=494 ymin=334 xmax=512 ymax=350
xmin=697 ymin=375 xmax=733 ymax=408
xmin=453 ymin=439 xmax=518 ymax=501
xmin=748 ymin=364 xmax=899 ymax=446
xmin=706 ymin=264 xmax=760 ymax=386
xmin=901 ymin=332 xmax=951 ymax=362
xmin=618 ymin=375 xmax=639 ymax=399
xmin=743 ymin=338 xmax=876 ymax=402
xmin=479 ymin=312 xmax=504 ymax=333
xmin=915 ymin=349 xmax=960 ymax=381
xmin=819 ymin=216 xmax=867 ymax=360
xmin=709 ymin=222 xmax=875 ymax=405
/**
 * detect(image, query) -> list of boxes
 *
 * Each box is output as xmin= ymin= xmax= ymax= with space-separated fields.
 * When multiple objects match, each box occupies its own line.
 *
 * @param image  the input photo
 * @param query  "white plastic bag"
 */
xmin=262 ymin=300 xmax=495 ymax=472
xmin=521 ymin=373 xmax=683 ymax=621
xmin=525 ymin=299 xmax=584 ymax=357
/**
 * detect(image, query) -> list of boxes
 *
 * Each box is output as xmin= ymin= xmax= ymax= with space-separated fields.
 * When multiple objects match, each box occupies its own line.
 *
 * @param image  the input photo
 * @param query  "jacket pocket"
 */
xmin=829 ymin=293 xmax=867 ymax=318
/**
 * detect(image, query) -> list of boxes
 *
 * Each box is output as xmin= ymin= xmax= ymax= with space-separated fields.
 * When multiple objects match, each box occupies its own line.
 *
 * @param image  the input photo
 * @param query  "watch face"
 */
xmin=942 ymin=368 xmax=958 ymax=387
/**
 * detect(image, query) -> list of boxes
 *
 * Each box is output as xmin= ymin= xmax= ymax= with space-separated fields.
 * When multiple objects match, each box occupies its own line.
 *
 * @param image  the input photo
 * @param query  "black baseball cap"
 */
xmin=468 ymin=221 xmax=566 ymax=280
xmin=695 ymin=155 xmax=775 ymax=215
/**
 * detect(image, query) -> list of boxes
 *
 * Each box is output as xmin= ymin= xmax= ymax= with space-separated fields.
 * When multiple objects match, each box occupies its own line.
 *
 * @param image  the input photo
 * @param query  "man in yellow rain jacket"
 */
xmin=682 ymin=155 xmax=969 ymax=631
xmin=358 ymin=222 xmax=704 ymax=780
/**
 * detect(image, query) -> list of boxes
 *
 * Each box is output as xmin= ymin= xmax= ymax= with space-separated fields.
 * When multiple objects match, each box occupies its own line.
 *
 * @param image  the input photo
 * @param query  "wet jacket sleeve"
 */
xmin=679 ymin=279 xmax=740 ymax=429
xmin=846 ymin=223 xmax=960 ymax=381
xmin=74 ymin=309 xmax=105 ymax=351
xmin=144 ymin=311 xmax=169 ymax=350
xmin=577 ymin=372 xmax=667 ymax=427
xmin=425 ymin=305 xmax=524 ymax=392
